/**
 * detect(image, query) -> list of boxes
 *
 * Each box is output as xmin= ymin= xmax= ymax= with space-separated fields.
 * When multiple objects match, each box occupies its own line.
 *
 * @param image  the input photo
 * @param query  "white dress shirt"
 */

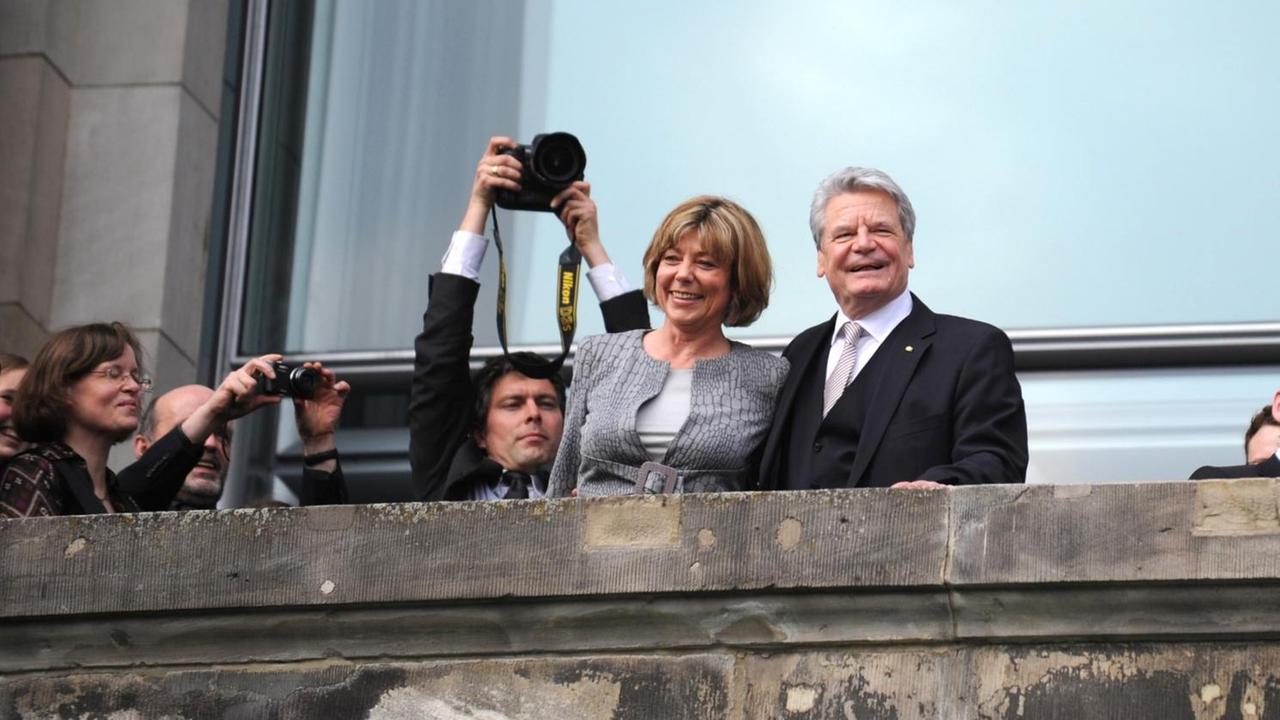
xmin=440 ymin=230 xmax=632 ymax=301
xmin=466 ymin=472 xmax=548 ymax=502
xmin=825 ymin=289 xmax=914 ymax=383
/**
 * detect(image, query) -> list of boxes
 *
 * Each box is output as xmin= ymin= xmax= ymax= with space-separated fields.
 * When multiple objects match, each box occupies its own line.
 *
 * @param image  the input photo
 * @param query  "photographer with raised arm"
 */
xmin=410 ymin=136 xmax=649 ymax=502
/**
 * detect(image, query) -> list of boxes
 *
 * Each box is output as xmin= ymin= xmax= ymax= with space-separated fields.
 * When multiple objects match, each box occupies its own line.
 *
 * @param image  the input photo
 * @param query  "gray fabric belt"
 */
xmin=587 ymin=455 xmax=747 ymax=494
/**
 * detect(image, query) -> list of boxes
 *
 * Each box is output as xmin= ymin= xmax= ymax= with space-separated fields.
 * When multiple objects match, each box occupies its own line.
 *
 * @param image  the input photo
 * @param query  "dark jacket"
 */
xmin=758 ymin=294 xmax=1028 ymax=490
xmin=410 ymin=272 xmax=649 ymax=501
xmin=1190 ymin=453 xmax=1280 ymax=480
xmin=0 ymin=442 xmax=141 ymax=517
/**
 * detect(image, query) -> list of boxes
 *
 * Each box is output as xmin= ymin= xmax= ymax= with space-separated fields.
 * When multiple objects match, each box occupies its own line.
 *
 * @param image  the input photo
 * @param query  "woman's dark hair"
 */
xmin=14 ymin=322 xmax=145 ymax=443
xmin=470 ymin=352 xmax=567 ymax=438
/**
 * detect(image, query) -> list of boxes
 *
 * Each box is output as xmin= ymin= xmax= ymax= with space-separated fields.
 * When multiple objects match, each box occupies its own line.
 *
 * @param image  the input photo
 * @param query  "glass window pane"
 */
xmin=243 ymin=0 xmax=1280 ymax=356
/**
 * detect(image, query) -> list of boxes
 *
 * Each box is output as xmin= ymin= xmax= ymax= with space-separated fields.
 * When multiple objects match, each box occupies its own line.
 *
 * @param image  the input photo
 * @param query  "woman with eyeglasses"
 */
xmin=0 ymin=323 xmax=281 ymax=518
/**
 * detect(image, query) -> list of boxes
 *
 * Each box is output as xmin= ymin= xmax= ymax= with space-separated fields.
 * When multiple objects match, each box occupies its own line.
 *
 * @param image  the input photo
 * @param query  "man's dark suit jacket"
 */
xmin=757 ymin=294 xmax=1028 ymax=490
xmin=1190 ymin=453 xmax=1280 ymax=480
xmin=410 ymin=272 xmax=649 ymax=501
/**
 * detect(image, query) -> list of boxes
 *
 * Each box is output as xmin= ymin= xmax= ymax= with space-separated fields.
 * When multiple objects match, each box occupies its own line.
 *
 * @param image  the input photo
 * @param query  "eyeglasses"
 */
xmin=84 ymin=367 xmax=154 ymax=392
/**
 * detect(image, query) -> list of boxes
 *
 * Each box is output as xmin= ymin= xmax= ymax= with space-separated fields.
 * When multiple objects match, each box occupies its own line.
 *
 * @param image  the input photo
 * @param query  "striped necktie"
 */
xmin=823 ymin=321 xmax=864 ymax=417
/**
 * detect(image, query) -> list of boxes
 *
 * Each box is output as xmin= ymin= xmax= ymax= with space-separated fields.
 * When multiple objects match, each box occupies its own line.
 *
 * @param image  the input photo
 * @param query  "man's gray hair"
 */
xmin=809 ymin=167 xmax=916 ymax=247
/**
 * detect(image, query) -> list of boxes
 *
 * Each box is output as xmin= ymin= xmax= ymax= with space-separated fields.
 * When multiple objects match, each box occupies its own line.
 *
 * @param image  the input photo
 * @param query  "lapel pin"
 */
xmin=905 ymin=345 xmax=914 ymax=353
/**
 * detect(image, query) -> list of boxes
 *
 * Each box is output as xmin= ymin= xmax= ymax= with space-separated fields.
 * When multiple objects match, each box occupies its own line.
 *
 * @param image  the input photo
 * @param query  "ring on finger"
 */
xmin=489 ymin=165 xmax=500 ymax=176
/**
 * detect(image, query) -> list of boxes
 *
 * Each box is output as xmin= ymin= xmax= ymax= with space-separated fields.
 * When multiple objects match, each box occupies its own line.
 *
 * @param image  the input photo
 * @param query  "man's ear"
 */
xmin=132 ymin=434 xmax=149 ymax=459
xmin=472 ymin=428 xmax=488 ymax=451
xmin=816 ymin=247 xmax=827 ymax=278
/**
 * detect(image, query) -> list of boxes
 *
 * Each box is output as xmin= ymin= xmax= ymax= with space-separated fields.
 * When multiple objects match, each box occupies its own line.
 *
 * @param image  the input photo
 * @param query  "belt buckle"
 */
xmin=637 ymin=461 xmax=680 ymax=494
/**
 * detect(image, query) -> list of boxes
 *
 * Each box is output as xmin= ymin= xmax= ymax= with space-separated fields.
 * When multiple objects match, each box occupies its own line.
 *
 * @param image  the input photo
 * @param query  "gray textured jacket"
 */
xmin=549 ymin=330 xmax=789 ymax=497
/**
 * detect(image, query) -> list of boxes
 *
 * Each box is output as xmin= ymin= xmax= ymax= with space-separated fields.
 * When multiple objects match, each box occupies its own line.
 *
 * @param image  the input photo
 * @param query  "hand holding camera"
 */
xmin=550 ymin=181 xmax=610 ymax=268
xmin=178 ymin=354 xmax=285 ymax=447
xmin=460 ymin=133 xmax=589 ymax=234
xmin=256 ymin=360 xmax=320 ymax=398
xmin=494 ymin=132 xmax=586 ymax=213
xmin=291 ymin=361 xmax=351 ymax=451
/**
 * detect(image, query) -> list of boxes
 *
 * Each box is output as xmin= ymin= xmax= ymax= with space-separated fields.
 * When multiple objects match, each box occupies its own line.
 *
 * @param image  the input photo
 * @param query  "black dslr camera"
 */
xmin=257 ymin=361 xmax=318 ymax=399
xmin=495 ymin=132 xmax=587 ymax=213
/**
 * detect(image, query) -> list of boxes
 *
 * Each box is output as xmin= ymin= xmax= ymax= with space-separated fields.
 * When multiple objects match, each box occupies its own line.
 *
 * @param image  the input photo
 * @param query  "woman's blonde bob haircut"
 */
xmin=641 ymin=196 xmax=773 ymax=327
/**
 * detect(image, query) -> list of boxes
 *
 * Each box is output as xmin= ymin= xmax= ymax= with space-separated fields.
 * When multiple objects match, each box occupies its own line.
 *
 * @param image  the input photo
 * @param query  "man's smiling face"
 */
xmin=817 ymin=189 xmax=914 ymax=320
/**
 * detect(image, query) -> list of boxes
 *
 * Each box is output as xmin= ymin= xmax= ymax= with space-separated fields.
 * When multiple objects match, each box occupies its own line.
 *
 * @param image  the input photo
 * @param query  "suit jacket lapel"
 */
xmin=846 ymin=295 xmax=936 ymax=488
xmin=760 ymin=316 xmax=836 ymax=485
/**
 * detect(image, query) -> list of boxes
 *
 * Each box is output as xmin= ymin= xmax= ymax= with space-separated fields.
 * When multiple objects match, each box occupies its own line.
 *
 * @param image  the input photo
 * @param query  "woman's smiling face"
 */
xmin=655 ymin=230 xmax=732 ymax=333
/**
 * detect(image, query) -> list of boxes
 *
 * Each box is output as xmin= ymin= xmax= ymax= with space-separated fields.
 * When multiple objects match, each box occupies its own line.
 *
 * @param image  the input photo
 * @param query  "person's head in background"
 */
xmin=134 ymin=385 xmax=230 ymax=509
xmin=1245 ymin=393 xmax=1280 ymax=465
xmin=0 ymin=353 xmax=31 ymax=461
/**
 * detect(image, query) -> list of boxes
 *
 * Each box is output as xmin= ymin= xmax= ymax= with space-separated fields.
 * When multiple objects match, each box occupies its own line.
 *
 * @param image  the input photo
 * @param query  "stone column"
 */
xmin=0 ymin=0 xmax=228 ymax=391
xmin=0 ymin=0 xmax=229 ymax=467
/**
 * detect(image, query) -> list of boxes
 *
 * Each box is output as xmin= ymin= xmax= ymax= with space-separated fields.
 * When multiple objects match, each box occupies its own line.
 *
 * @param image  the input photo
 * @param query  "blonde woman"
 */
xmin=550 ymin=196 xmax=788 ymax=496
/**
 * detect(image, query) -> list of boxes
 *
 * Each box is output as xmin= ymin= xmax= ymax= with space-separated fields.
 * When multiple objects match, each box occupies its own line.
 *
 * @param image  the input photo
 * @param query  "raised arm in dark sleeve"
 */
xmin=601 ymin=289 xmax=650 ymax=334
xmin=116 ymin=425 xmax=204 ymax=511
xmin=410 ymin=273 xmax=483 ymax=501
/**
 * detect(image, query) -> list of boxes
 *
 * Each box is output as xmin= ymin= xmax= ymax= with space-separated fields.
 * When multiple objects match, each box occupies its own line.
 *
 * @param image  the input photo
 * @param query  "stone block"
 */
xmin=966 ymin=643 xmax=1280 ymax=720
xmin=44 ymin=0 xmax=188 ymax=86
xmin=951 ymin=584 xmax=1280 ymax=642
xmin=160 ymin=90 xmax=217 ymax=361
xmin=182 ymin=0 xmax=228 ymax=119
xmin=947 ymin=480 xmax=1280 ymax=586
xmin=741 ymin=649 xmax=974 ymax=719
xmin=0 ymin=490 xmax=950 ymax=618
xmin=0 ymin=590 xmax=953 ymax=673
xmin=740 ymin=644 xmax=1280 ymax=719
xmin=51 ymin=85 xmax=179 ymax=329
xmin=0 ymin=303 xmax=46 ymax=358
xmin=0 ymin=0 xmax=48 ymax=55
xmin=0 ymin=55 xmax=67 ymax=326
xmin=0 ymin=56 xmax=43 ymax=303
xmin=0 ymin=655 xmax=735 ymax=720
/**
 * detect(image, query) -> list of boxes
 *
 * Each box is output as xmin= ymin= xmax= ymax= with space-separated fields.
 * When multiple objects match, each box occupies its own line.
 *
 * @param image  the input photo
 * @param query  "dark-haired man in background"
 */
xmin=1191 ymin=391 xmax=1280 ymax=479
xmin=410 ymin=138 xmax=648 ymax=502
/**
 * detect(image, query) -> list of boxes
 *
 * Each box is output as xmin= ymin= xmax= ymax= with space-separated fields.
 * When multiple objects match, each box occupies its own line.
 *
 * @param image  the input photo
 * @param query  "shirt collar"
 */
xmin=830 ymin=289 xmax=913 ymax=347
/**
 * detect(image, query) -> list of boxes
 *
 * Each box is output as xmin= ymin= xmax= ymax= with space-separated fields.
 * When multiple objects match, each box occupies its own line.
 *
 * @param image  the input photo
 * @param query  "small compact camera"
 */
xmin=257 ymin=361 xmax=318 ymax=399
xmin=495 ymin=132 xmax=587 ymax=213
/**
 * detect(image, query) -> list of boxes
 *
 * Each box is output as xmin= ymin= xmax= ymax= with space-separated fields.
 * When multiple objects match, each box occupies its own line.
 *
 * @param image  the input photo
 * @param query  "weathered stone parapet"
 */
xmin=4 ymin=480 xmax=1280 ymax=718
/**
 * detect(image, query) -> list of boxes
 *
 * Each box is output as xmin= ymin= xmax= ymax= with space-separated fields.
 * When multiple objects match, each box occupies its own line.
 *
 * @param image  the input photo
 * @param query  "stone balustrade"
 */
xmin=4 ymin=480 xmax=1280 ymax=718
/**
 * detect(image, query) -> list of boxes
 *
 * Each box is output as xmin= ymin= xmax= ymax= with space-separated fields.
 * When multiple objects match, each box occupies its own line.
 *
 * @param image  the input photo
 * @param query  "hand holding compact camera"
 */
xmin=256 ymin=361 xmax=319 ymax=399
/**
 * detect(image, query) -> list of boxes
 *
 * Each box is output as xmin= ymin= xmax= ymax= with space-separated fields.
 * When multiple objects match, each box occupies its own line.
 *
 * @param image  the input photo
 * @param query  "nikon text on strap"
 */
xmin=490 ymin=206 xmax=582 ymax=379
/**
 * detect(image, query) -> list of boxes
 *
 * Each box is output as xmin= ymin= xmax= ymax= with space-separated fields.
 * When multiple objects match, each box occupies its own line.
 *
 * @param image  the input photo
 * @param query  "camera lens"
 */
xmin=531 ymin=132 xmax=586 ymax=187
xmin=288 ymin=366 xmax=319 ymax=399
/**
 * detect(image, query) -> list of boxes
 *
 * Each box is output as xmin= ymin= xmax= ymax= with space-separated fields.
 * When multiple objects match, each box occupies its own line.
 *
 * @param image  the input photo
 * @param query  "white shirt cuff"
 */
xmin=440 ymin=230 xmax=489 ymax=280
xmin=586 ymin=262 xmax=633 ymax=302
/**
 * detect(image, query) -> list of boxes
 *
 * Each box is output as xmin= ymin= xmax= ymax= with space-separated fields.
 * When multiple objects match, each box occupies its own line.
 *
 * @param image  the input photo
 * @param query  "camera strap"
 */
xmin=490 ymin=207 xmax=582 ymax=379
